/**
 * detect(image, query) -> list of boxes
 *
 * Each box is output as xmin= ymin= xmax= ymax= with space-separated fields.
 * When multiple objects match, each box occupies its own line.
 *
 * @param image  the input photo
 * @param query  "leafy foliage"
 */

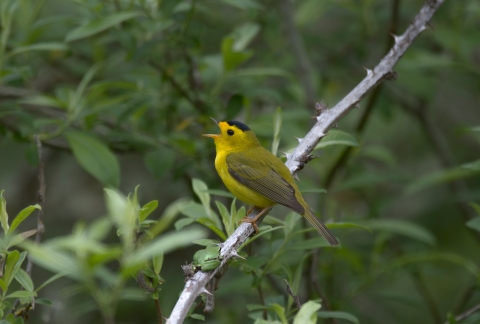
xmin=0 ymin=0 xmax=479 ymax=323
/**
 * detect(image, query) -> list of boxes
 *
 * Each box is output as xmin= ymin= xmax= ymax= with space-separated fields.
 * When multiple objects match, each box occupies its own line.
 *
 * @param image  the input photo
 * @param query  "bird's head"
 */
xmin=203 ymin=118 xmax=260 ymax=152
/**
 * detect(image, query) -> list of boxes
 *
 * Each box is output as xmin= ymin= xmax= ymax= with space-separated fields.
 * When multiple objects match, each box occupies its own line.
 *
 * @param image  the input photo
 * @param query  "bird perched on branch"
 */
xmin=203 ymin=119 xmax=339 ymax=246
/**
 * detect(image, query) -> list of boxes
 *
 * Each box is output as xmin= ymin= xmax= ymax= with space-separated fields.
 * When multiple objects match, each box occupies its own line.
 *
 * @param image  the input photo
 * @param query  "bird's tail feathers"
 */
xmin=303 ymin=208 xmax=339 ymax=246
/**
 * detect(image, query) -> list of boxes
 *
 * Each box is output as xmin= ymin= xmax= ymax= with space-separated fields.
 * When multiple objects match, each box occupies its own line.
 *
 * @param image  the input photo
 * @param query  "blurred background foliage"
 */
xmin=0 ymin=0 xmax=479 ymax=323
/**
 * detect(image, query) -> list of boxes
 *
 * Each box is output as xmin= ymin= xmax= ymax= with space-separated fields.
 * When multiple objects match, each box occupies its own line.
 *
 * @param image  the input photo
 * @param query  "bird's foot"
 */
xmin=240 ymin=207 xmax=271 ymax=235
xmin=240 ymin=217 xmax=259 ymax=234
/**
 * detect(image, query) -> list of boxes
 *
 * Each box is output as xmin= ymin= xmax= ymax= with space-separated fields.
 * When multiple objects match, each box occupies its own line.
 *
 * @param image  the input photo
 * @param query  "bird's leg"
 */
xmin=240 ymin=207 xmax=271 ymax=235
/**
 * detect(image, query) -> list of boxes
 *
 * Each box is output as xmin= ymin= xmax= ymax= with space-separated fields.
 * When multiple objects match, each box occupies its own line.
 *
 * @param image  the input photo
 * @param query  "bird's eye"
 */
xmin=227 ymin=129 xmax=234 ymax=136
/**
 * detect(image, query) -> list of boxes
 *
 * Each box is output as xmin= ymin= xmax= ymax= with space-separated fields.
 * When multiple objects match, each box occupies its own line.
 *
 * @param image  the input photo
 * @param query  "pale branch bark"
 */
xmin=285 ymin=0 xmax=445 ymax=176
xmin=166 ymin=1 xmax=445 ymax=323
xmin=166 ymin=207 xmax=271 ymax=324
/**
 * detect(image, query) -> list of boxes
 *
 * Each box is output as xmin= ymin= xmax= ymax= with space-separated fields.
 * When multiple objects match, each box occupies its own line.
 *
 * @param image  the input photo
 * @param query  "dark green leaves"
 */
xmin=222 ymin=37 xmax=253 ymax=71
xmin=66 ymin=131 xmax=120 ymax=187
xmin=65 ymin=12 xmax=141 ymax=42
xmin=144 ymin=149 xmax=175 ymax=179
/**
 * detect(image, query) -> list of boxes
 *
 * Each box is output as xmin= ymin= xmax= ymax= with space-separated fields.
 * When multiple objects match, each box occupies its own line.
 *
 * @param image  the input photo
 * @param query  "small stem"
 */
xmin=310 ymin=249 xmax=338 ymax=324
xmin=255 ymin=278 xmax=267 ymax=320
xmin=284 ymin=279 xmax=301 ymax=309
xmin=412 ymin=269 xmax=442 ymax=324
xmin=183 ymin=0 xmax=197 ymax=36
xmin=445 ymin=303 xmax=480 ymax=324
xmin=155 ymin=299 xmax=163 ymax=324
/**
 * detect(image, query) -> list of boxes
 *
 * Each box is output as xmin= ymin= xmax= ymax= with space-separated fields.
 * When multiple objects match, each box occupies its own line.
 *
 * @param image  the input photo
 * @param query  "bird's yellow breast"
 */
xmin=214 ymin=150 xmax=274 ymax=207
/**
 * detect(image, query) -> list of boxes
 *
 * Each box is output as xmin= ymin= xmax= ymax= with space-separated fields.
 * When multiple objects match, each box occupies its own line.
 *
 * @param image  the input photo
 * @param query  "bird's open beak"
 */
xmin=202 ymin=117 xmax=220 ymax=138
xmin=202 ymin=133 xmax=220 ymax=138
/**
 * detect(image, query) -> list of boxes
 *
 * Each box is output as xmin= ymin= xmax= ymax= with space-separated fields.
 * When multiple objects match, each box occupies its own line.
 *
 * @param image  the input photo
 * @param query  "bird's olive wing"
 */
xmin=226 ymin=152 xmax=304 ymax=213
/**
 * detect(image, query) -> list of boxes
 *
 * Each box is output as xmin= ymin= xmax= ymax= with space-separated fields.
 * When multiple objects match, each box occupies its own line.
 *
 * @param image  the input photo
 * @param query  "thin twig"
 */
xmin=154 ymin=299 xmax=163 ymax=324
xmin=310 ymin=249 xmax=338 ymax=324
xmin=412 ymin=269 xmax=442 ymax=324
xmin=256 ymin=278 xmax=268 ymax=320
xmin=26 ymin=135 xmax=46 ymax=276
xmin=444 ymin=302 xmax=480 ymax=324
xmin=284 ymin=279 xmax=301 ymax=309
xmin=397 ymin=97 xmax=476 ymax=221
xmin=166 ymin=2 xmax=446 ymax=322
xmin=150 ymin=62 xmax=206 ymax=114
xmin=13 ymin=135 xmax=47 ymax=315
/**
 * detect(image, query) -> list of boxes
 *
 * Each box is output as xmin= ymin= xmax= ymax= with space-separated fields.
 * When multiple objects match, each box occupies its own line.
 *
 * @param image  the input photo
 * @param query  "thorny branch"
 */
xmin=166 ymin=1 xmax=446 ymax=323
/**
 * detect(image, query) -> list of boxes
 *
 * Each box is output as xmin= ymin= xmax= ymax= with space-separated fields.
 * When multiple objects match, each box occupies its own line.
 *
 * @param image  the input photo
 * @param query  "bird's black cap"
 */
xmin=227 ymin=120 xmax=250 ymax=131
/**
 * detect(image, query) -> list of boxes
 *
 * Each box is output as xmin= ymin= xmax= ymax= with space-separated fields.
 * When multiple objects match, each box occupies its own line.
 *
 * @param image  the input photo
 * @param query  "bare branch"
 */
xmin=166 ymin=1 xmax=446 ymax=323
xmin=285 ymin=0 xmax=445 ymax=176
xmin=284 ymin=279 xmax=302 ymax=309
xmin=166 ymin=207 xmax=271 ymax=324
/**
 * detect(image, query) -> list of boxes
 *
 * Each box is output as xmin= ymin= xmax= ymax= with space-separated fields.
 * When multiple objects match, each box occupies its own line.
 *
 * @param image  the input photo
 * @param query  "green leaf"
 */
xmin=35 ymin=273 xmax=66 ymax=292
xmin=0 ymin=278 xmax=6 ymax=292
xmin=314 ymin=130 xmax=359 ymax=150
xmin=7 ymin=42 xmax=68 ymax=57
xmin=192 ymin=239 xmax=219 ymax=246
xmin=65 ymin=12 xmax=141 ymax=42
xmin=144 ymin=149 xmax=175 ymax=179
xmin=5 ymin=290 xmax=36 ymax=299
xmin=195 ymin=218 xmax=227 ymax=240
xmin=149 ymin=199 xmax=190 ymax=237
xmin=0 ymin=190 xmax=9 ymax=233
xmin=189 ymin=314 xmax=205 ymax=320
xmin=192 ymin=179 xmax=222 ymax=229
xmin=174 ymin=218 xmax=195 ymax=231
xmin=229 ymin=68 xmax=290 ymax=78
xmin=470 ymin=203 xmax=480 ymax=215
xmin=123 ymin=228 xmax=206 ymax=270
xmin=66 ymin=131 xmax=120 ymax=187
xmin=286 ymin=237 xmax=331 ymax=250
xmin=139 ymin=201 xmax=159 ymax=223
xmin=216 ymin=201 xmax=231 ymax=236
xmin=226 ymin=94 xmax=244 ymax=121
xmin=293 ymin=300 xmax=321 ymax=324
xmin=220 ymin=0 xmax=261 ymax=10
xmin=15 ymin=269 xmax=34 ymax=291
xmin=327 ymin=222 xmax=371 ymax=232
xmin=317 ymin=311 xmax=360 ymax=324
xmin=222 ymin=36 xmax=253 ymax=71
xmin=364 ymin=219 xmax=436 ymax=245
xmin=19 ymin=241 xmax=83 ymax=280
xmin=4 ymin=250 xmax=21 ymax=286
xmin=152 ymin=252 xmax=164 ymax=275
xmin=406 ymin=165 xmax=480 ymax=194
xmin=35 ymin=298 xmax=53 ymax=306
xmin=20 ymin=95 xmax=65 ymax=110
xmin=9 ymin=204 xmax=40 ymax=234
xmin=466 ymin=217 xmax=480 ymax=232
xmin=231 ymin=23 xmax=260 ymax=51
xmin=462 ymin=159 xmax=480 ymax=171
xmin=192 ymin=179 xmax=212 ymax=218
xmin=204 ymin=190 xmax=235 ymax=198
xmin=271 ymin=107 xmax=282 ymax=156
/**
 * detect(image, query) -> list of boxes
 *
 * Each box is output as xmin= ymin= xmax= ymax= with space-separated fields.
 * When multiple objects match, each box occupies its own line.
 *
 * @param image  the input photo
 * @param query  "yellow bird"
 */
xmin=203 ymin=119 xmax=339 ymax=246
